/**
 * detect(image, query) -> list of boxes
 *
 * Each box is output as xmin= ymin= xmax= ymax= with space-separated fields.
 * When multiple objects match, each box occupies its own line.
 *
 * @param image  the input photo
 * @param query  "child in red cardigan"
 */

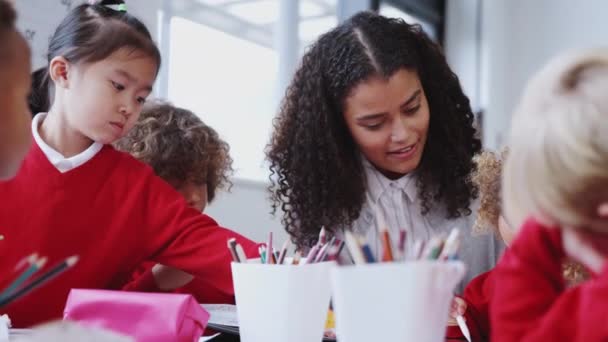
xmin=0 ymin=0 xmax=31 ymax=180
xmin=115 ymin=101 xmax=261 ymax=303
xmin=0 ymin=1 xmax=253 ymax=327
xmin=446 ymin=149 xmax=588 ymax=341
xmin=445 ymin=149 xmax=510 ymax=341
xmin=490 ymin=49 xmax=608 ymax=341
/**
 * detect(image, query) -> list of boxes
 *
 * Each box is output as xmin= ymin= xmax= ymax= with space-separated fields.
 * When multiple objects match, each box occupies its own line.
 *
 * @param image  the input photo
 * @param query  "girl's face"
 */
xmin=61 ymin=48 xmax=157 ymax=144
xmin=0 ymin=32 xmax=32 ymax=179
xmin=343 ymin=68 xmax=430 ymax=179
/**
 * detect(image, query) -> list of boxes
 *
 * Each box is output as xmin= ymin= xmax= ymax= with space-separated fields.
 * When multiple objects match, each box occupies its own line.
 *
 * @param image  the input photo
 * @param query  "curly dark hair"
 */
xmin=114 ymin=101 xmax=233 ymax=202
xmin=267 ymin=11 xmax=481 ymax=247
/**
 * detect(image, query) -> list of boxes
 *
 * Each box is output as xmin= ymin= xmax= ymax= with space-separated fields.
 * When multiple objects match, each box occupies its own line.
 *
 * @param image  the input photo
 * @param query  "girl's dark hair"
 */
xmin=28 ymin=0 xmax=161 ymax=114
xmin=29 ymin=68 xmax=51 ymax=115
xmin=267 ymin=11 xmax=481 ymax=247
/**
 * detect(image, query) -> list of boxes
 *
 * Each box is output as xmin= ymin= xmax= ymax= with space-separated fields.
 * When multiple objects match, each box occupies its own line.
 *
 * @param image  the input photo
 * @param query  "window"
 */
xmin=379 ymin=2 xmax=438 ymax=40
xmin=165 ymin=0 xmax=338 ymax=182
xmin=168 ymin=17 xmax=278 ymax=182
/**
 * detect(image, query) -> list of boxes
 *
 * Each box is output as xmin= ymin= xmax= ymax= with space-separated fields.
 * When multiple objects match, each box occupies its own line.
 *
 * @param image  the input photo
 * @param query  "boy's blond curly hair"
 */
xmin=114 ymin=101 xmax=233 ymax=203
xmin=472 ymin=148 xmax=588 ymax=285
xmin=471 ymin=148 xmax=508 ymax=234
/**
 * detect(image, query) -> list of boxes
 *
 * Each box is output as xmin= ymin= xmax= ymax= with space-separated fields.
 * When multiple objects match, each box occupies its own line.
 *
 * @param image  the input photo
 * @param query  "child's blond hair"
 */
xmin=471 ymin=148 xmax=508 ymax=234
xmin=475 ymin=148 xmax=590 ymax=285
xmin=503 ymin=49 xmax=608 ymax=231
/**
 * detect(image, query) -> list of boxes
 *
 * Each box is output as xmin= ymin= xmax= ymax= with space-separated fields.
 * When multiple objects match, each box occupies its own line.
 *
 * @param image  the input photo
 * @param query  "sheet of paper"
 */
xmin=0 ymin=315 xmax=10 ymax=342
xmin=201 ymin=304 xmax=238 ymax=327
xmin=199 ymin=333 xmax=221 ymax=341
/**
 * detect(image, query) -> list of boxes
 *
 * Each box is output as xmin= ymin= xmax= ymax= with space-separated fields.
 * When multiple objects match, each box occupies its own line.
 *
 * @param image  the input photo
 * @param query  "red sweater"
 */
xmin=0 ymin=141 xmax=247 ymax=327
xmin=490 ymin=218 xmax=608 ymax=341
xmin=446 ymin=270 xmax=495 ymax=341
xmin=124 ymin=228 xmax=260 ymax=304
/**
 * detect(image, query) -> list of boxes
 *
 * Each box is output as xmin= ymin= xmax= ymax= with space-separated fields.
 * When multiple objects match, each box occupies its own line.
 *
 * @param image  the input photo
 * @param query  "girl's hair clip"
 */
xmin=114 ymin=4 xmax=127 ymax=12
xmin=88 ymin=1 xmax=127 ymax=12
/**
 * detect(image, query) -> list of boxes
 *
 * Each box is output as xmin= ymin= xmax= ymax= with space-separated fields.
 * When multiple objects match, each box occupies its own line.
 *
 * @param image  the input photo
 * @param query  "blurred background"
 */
xmin=15 ymin=0 xmax=608 ymax=242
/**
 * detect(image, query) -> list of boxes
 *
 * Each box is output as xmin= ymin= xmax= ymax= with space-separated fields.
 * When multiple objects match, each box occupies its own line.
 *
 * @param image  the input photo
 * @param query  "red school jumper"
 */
xmin=0 ymin=140 xmax=246 ymax=327
xmin=446 ymin=269 xmax=495 ymax=341
xmin=124 ymin=229 xmax=261 ymax=304
xmin=490 ymin=218 xmax=608 ymax=341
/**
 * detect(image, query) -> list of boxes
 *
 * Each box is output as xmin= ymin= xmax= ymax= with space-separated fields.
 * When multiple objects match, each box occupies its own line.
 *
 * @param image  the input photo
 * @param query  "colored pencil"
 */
xmin=0 ymin=256 xmax=78 ymax=308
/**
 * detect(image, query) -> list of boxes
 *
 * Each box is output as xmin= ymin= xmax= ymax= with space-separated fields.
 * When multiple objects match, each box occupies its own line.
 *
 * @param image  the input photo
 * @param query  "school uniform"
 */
xmin=490 ymin=218 xmax=608 ymax=341
xmin=445 ymin=270 xmax=494 ymax=341
xmin=0 ymin=114 xmax=245 ymax=327
xmin=124 ymin=229 xmax=260 ymax=304
xmin=341 ymin=158 xmax=505 ymax=291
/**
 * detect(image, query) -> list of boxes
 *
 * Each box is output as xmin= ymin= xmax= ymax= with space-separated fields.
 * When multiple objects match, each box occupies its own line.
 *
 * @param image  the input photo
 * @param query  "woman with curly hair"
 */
xmin=115 ymin=101 xmax=260 ymax=304
xmin=266 ymin=11 xmax=503 ymax=289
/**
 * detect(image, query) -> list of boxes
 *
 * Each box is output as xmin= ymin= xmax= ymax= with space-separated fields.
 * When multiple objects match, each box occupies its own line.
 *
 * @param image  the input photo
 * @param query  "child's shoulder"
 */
xmin=104 ymin=145 xmax=157 ymax=180
xmin=512 ymin=218 xmax=563 ymax=248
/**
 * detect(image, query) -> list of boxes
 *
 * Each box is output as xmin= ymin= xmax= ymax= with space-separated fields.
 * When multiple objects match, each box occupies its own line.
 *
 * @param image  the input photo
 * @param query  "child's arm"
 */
xmin=122 ymin=265 xmax=192 ymax=293
xmin=122 ymin=263 xmax=159 ymax=292
xmin=124 ymin=226 xmax=260 ymax=293
xmin=150 ymin=265 xmax=193 ymax=290
xmin=446 ymin=270 xmax=495 ymax=341
xmin=139 ymin=174 xmax=261 ymax=298
xmin=491 ymin=219 xmax=608 ymax=341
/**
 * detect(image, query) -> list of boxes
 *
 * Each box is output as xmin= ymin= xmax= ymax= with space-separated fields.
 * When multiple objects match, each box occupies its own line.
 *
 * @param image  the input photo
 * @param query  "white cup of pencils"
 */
xmin=330 ymin=206 xmax=466 ymax=342
xmin=331 ymin=260 xmax=465 ymax=342
xmin=228 ymin=232 xmax=335 ymax=342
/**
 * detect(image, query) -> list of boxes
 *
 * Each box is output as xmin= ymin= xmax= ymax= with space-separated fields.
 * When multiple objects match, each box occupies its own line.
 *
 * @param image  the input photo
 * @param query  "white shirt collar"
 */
xmin=32 ymin=113 xmax=104 ymax=173
xmin=362 ymin=157 xmax=418 ymax=204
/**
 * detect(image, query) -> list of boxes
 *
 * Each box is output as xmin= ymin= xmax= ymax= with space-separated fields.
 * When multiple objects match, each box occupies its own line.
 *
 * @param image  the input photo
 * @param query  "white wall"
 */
xmin=444 ymin=0 xmax=480 ymax=112
xmin=205 ymin=179 xmax=287 ymax=244
xmin=445 ymin=0 xmax=608 ymax=150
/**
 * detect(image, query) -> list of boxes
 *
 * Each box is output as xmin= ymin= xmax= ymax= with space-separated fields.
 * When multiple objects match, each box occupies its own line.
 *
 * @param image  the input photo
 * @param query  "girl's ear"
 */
xmin=48 ymin=56 xmax=71 ymax=89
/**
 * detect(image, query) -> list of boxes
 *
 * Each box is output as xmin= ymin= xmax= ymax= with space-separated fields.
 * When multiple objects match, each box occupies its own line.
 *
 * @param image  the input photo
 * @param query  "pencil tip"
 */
xmin=37 ymin=257 xmax=48 ymax=267
xmin=67 ymin=256 xmax=79 ymax=266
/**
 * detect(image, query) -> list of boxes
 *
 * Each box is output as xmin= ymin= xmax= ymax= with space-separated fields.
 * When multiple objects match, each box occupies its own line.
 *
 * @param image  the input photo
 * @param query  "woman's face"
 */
xmin=342 ymin=68 xmax=430 ymax=179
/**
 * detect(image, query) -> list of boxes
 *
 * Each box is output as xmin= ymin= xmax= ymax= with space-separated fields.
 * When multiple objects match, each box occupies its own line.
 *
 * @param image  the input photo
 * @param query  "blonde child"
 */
xmin=491 ymin=49 xmax=608 ymax=341
xmin=446 ymin=149 xmax=589 ymax=341
xmin=115 ymin=101 xmax=260 ymax=303
xmin=0 ymin=0 xmax=251 ymax=327
xmin=0 ymin=0 xmax=31 ymax=179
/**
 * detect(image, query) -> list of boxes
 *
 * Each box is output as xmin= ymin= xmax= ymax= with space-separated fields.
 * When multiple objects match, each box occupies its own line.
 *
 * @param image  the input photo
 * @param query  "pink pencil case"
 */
xmin=64 ymin=289 xmax=209 ymax=342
